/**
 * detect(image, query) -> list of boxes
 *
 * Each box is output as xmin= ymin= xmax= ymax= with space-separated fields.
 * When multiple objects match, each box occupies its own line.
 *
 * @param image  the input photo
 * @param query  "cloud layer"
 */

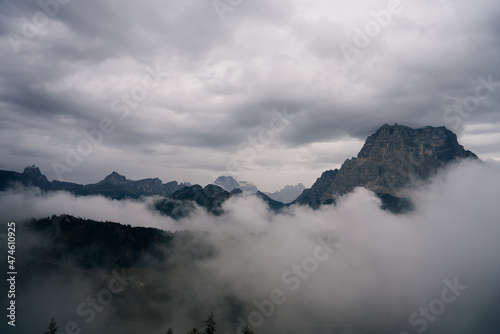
xmin=1 ymin=160 xmax=500 ymax=333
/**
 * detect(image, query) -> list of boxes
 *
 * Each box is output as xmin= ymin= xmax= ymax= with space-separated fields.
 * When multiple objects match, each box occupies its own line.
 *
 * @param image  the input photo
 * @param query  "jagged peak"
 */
xmin=320 ymin=169 xmax=339 ymax=177
xmin=357 ymin=124 xmax=472 ymax=160
xmin=103 ymin=171 xmax=127 ymax=185
xmin=23 ymin=165 xmax=42 ymax=174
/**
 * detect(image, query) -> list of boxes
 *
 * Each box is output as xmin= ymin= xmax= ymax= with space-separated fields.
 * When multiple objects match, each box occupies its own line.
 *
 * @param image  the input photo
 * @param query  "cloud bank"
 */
xmin=1 ymin=160 xmax=500 ymax=333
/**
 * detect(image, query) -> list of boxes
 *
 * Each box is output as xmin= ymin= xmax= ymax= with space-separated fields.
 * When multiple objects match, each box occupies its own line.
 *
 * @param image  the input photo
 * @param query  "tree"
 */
xmin=166 ymin=326 xmax=174 ymax=334
xmin=187 ymin=328 xmax=200 ymax=334
xmin=44 ymin=318 xmax=58 ymax=334
xmin=204 ymin=312 xmax=216 ymax=334
xmin=241 ymin=324 xmax=254 ymax=334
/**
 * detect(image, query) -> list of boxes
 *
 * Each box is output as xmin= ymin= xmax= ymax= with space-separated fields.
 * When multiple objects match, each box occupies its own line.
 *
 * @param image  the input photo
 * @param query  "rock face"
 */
xmin=266 ymin=183 xmax=306 ymax=204
xmin=295 ymin=124 xmax=478 ymax=210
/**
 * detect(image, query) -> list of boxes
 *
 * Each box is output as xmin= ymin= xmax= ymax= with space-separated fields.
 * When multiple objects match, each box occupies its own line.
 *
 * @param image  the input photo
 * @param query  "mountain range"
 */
xmin=0 ymin=124 xmax=479 ymax=215
xmin=0 ymin=167 xmax=191 ymax=199
xmin=214 ymin=175 xmax=305 ymax=203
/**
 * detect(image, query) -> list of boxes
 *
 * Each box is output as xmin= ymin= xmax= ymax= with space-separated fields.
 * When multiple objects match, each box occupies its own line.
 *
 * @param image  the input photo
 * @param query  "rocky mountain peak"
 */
xmin=295 ymin=124 xmax=479 ymax=211
xmin=23 ymin=165 xmax=43 ymax=176
xmin=20 ymin=165 xmax=49 ymax=186
xmin=214 ymin=176 xmax=241 ymax=191
xmin=266 ymin=183 xmax=306 ymax=204
xmin=214 ymin=175 xmax=258 ymax=193
xmin=104 ymin=171 xmax=127 ymax=184
xmin=356 ymin=124 xmax=476 ymax=162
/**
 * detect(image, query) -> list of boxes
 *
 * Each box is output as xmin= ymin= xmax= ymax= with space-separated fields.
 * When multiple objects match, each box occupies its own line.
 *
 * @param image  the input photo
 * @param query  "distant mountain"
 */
xmin=0 ymin=166 xmax=285 ymax=218
xmin=0 ymin=167 xmax=189 ymax=199
xmin=266 ymin=183 xmax=305 ymax=204
xmin=154 ymin=184 xmax=232 ymax=219
xmin=214 ymin=175 xmax=258 ymax=193
xmin=256 ymin=191 xmax=286 ymax=212
xmin=153 ymin=184 xmax=286 ymax=219
xmin=0 ymin=165 xmax=50 ymax=189
xmin=294 ymin=124 xmax=479 ymax=212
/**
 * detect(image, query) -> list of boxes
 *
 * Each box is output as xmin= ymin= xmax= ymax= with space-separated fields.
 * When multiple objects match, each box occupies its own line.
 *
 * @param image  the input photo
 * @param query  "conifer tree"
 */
xmin=166 ymin=326 xmax=174 ymax=334
xmin=44 ymin=318 xmax=58 ymax=334
xmin=187 ymin=328 xmax=200 ymax=334
xmin=204 ymin=312 xmax=216 ymax=334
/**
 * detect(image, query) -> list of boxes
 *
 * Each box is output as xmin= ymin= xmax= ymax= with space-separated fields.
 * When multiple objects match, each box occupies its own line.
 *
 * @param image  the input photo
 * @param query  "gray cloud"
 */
xmin=0 ymin=0 xmax=499 ymax=189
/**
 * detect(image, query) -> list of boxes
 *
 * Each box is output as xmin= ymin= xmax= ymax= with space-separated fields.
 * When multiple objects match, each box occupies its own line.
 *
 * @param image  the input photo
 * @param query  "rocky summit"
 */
xmin=295 ymin=124 xmax=478 ymax=211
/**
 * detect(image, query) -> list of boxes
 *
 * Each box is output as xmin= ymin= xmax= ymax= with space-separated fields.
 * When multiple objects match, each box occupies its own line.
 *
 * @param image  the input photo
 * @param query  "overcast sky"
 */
xmin=1 ymin=0 xmax=499 ymax=192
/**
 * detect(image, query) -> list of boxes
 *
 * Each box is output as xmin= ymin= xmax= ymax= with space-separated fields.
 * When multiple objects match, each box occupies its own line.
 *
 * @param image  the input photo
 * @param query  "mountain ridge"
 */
xmin=265 ymin=183 xmax=306 ymax=203
xmin=0 ymin=124 xmax=479 ymax=214
xmin=0 ymin=167 xmax=190 ymax=199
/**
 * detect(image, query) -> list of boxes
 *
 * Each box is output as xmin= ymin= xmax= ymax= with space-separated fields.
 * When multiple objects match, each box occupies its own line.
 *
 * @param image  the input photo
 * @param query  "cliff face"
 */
xmin=295 ymin=124 xmax=478 ymax=210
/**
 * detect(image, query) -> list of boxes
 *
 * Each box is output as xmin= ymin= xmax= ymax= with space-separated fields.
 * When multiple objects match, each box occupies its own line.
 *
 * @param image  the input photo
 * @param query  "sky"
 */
xmin=1 ymin=0 xmax=500 ymax=192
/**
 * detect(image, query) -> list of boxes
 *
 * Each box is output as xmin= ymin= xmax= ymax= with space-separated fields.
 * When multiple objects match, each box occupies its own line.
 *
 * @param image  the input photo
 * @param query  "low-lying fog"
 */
xmin=1 ymin=160 xmax=500 ymax=334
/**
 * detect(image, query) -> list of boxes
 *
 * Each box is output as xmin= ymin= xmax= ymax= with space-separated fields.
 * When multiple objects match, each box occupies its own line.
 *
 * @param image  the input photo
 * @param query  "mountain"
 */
xmin=294 ymin=124 xmax=479 ymax=212
xmin=266 ymin=183 xmax=305 ymax=203
xmin=214 ymin=175 xmax=258 ymax=193
xmin=154 ymin=184 xmax=232 ymax=219
xmin=213 ymin=176 xmax=240 ymax=191
xmin=0 ymin=165 xmax=50 ymax=189
xmin=96 ymin=171 xmax=186 ymax=197
xmin=153 ymin=184 xmax=287 ymax=219
xmin=0 ymin=167 xmax=189 ymax=199
xmin=293 ymin=170 xmax=339 ymax=209
xmin=256 ymin=191 xmax=286 ymax=212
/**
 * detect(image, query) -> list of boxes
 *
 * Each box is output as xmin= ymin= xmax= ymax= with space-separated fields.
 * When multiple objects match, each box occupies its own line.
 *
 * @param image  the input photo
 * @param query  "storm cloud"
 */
xmin=1 ymin=0 xmax=499 ymax=190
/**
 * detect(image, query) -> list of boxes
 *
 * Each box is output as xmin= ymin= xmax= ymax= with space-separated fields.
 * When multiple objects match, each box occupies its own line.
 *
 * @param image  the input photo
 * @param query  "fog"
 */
xmin=1 ymin=160 xmax=500 ymax=333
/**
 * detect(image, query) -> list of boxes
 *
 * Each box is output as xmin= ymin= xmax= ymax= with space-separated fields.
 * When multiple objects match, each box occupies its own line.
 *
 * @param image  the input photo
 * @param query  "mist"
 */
xmin=2 ymin=159 xmax=500 ymax=333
